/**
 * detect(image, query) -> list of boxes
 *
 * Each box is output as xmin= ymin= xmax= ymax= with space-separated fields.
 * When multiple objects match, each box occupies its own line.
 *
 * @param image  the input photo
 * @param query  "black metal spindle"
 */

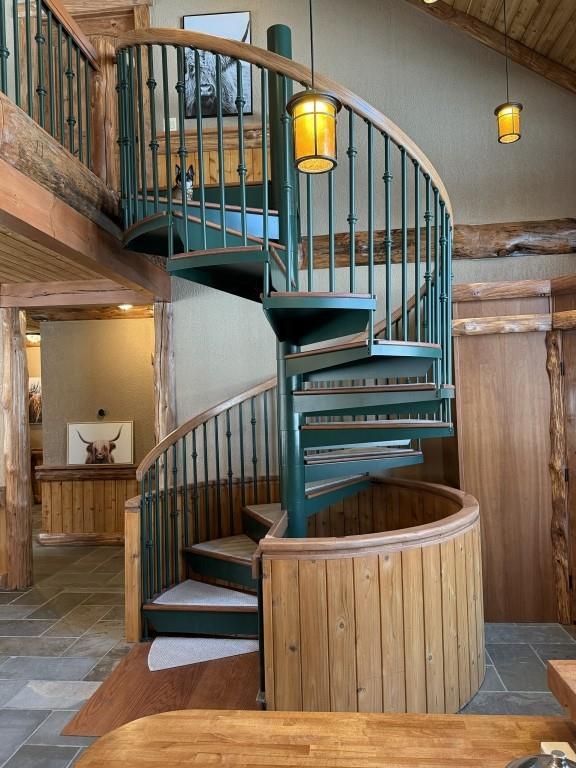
xmin=136 ymin=46 xmax=147 ymax=218
xmin=191 ymin=429 xmax=199 ymax=544
xmin=146 ymin=43 xmax=159 ymax=212
xmin=250 ymin=396 xmax=258 ymax=504
xmin=202 ymin=422 xmax=210 ymax=538
xmin=175 ymin=45 xmax=188 ymax=249
xmin=263 ymin=391 xmax=271 ymax=503
xmin=34 ymin=0 xmax=45 ymax=127
xmin=214 ymin=416 xmax=222 ymax=536
xmin=24 ymin=0 xmax=33 ymax=116
xmin=194 ymin=49 xmax=206 ymax=248
xmin=47 ymin=10 xmax=55 ymax=135
xmin=84 ymin=60 xmax=91 ymax=168
xmin=236 ymin=58 xmax=247 ymax=245
xmin=239 ymin=402 xmax=245 ymax=506
xmin=347 ymin=109 xmax=357 ymax=292
xmin=75 ymin=47 xmax=83 ymax=162
xmin=162 ymin=450 xmax=169 ymax=589
xmin=171 ymin=443 xmax=179 ymax=584
xmin=181 ymin=435 xmax=189 ymax=548
xmin=225 ymin=409 xmax=234 ymax=534
xmin=57 ymin=23 xmax=64 ymax=143
xmin=65 ymin=34 xmax=75 ymax=153
xmin=12 ymin=0 xmax=20 ymax=106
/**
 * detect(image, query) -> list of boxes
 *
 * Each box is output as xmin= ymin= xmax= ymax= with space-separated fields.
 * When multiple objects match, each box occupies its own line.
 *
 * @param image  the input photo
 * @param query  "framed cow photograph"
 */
xmin=183 ymin=11 xmax=252 ymax=119
xmin=67 ymin=421 xmax=134 ymax=466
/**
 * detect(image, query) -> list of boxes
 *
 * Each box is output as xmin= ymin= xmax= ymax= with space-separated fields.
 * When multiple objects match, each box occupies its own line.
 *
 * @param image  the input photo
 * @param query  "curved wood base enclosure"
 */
xmin=261 ymin=478 xmax=483 ymax=714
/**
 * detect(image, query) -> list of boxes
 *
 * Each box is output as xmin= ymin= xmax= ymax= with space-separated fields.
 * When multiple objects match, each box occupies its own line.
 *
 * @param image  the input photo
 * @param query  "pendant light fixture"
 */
xmin=287 ymin=0 xmax=341 ymax=173
xmin=494 ymin=0 xmax=523 ymax=144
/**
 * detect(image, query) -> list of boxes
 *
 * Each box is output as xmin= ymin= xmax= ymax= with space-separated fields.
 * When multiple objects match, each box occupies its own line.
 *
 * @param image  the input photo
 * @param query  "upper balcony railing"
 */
xmin=0 ymin=0 xmax=98 ymax=169
xmin=115 ymin=29 xmax=453 ymax=385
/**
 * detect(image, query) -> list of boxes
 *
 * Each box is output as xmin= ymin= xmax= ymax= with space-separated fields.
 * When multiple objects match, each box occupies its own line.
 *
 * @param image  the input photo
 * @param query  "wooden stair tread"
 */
xmin=243 ymin=503 xmax=283 ymax=526
xmin=170 ymin=245 xmax=265 ymax=260
xmin=302 ymin=420 xmax=452 ymax=431
xmin=143 ymin=193 xmax=279 ymax=217
xmin=186 ymin=534 xmax=257 ymax=565
xmin=295 ymin=383 xmax=437 ymax=395
xmin=305 ymin=474 xmax=368 ymax=498
xmin=305 ymin=447 xmax=420 ymax=464
xmin=171 ymin=209 xmax=286 ymax=253
xmin=285 ymin=339 xmax=441 ymax=360
xmin=147 ymin=579 xmax=257 ymax=612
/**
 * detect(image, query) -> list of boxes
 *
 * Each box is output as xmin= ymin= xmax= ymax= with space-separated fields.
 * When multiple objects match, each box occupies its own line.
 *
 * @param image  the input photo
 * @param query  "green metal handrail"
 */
xmin=0 ymin=0 xmax=98 ymax=169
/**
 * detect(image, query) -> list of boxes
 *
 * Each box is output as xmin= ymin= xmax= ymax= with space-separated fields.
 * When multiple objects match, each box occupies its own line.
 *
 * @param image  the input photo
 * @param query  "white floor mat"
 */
xmin=153 ymin=579 xmax=257 ymax=607
xmin=148 ymin=636 xmax=259 ymax=671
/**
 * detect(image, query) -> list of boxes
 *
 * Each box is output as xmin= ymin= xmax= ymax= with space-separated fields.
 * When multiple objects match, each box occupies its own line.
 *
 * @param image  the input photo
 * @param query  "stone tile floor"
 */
xmin=1 ymin=538 xmax=576 ymax=767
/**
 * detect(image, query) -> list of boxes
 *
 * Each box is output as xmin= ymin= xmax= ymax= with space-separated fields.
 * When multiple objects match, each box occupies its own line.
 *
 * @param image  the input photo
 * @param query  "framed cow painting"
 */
xmin=183 ymin=11 xmax=253 ymax=118
xmin=67 ymin=422 xmax=134 ymax=466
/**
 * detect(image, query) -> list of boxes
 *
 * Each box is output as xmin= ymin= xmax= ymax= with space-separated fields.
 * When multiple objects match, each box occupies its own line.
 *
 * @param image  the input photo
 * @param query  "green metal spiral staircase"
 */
xmin=115 ymin=25 xmax=454 ymax=653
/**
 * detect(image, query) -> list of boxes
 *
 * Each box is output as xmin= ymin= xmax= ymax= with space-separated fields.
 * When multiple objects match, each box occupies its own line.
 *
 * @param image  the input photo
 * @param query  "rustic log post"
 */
xmin=546 ymin=329 xmax=571 ymax=624
xmin=124 ymin=495 xmax=142 ymax=642
xmin=90 ymin=36 xmax=118 ymax=189
xmin=153 ymin=301 xmax=176 ymax=443
xmin=1 ymin=309 xmax=32 ymax=590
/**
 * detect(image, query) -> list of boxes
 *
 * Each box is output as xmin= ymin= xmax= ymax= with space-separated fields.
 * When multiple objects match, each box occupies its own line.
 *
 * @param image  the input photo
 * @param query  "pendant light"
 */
xmin=287 ymin=0 xmax=341 ymax=173
xmin=494 ymin=0 xmax=523 ymax=144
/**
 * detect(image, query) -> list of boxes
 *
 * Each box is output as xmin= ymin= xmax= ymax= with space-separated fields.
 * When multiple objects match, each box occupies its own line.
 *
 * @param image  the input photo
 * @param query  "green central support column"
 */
xmin=277 ymin=340 xmax=307 ymax=538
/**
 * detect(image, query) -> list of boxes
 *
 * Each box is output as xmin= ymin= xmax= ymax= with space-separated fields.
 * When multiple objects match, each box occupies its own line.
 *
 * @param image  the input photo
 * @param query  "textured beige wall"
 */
xmin=41 ymin=319 xmax=155 ymax=465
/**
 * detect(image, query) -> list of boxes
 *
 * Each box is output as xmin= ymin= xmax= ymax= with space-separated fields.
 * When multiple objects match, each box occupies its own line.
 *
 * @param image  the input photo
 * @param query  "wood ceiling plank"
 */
xmin=0 ymin=231 xmax=101 ymax=282
xmin=0 ymin=226 xmax=100 ymax=274
xmin=62 ymin=0 xmax=151 ymax=15
xmin=534 ymin=0 xmax=576 ymax=57
xmin=508 ymin=0 xmax=541 ymax=41
xmin=521 ymin=0 xmax=564 ymax=50
xmin=549 ymin=20 xmax=576 ymax=65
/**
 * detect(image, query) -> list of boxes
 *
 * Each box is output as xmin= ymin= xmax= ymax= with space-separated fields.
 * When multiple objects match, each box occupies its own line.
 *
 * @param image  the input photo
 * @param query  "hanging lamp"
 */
xmin=287 ymin=0 xmax=341 ymax=173
xmin=494 ymin=0 xmax=523 ymax=143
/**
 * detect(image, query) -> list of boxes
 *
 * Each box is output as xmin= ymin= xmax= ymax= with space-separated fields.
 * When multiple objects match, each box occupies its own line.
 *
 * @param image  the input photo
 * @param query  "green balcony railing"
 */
xmin=0 ymin=0 xmax=98 ymax=169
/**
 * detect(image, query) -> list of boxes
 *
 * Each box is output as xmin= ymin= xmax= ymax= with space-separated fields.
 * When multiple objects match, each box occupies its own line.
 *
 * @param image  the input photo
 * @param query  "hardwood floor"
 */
xmin=63 ymin=643 xmax=260 ymax=737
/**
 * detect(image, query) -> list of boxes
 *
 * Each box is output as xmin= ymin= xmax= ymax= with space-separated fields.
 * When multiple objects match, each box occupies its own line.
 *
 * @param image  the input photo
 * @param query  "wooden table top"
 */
xmin=76 ymin=709 xmax=576 ymax=768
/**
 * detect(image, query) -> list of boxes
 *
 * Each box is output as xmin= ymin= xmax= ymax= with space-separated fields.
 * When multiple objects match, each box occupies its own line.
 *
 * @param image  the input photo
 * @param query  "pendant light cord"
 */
xmin=503 ymin=0 xmax=510 ymax=102
xmin=309 ymin=0 xmax=315 ymax=91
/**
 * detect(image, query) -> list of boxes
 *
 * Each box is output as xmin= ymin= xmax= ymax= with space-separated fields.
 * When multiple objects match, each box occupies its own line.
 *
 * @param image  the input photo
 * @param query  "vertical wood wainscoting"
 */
xmin=36 ymin=465 xmax=138 ymax=545
xmin=260 ymin=479 xmax=483 ymax=714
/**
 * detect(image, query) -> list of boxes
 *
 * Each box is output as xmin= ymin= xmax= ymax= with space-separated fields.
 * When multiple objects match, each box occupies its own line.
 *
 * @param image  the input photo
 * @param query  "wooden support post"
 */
xmin=124 ymin=495 xmax=142 ymax=642
xmin=1 ymin=309 xmax=32 ymax=590
xmin=546 ymin=329 xmax=571 ymax=624
xmin=153 ymin=301 xmax=176 ymax=443
xmin=91 ymin=36 xmax=118 ymax=189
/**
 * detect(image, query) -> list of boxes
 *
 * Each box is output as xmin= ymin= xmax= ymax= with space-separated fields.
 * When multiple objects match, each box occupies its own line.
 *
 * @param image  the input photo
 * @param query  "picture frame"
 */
xmin=183 ymin=11 xmax=253 ymax=119
xmin=67 ymin=421 xmax=134 ymax=466
xmin=28 ymin=377 xmax=42 ymax=425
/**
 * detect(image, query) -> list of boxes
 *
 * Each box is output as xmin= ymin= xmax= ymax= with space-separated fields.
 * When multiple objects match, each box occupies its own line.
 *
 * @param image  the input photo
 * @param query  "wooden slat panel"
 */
xmin=422 ymin=544 xmax=445 ymax=713
xmin=327 ymin=558 xmax=357 ymax=711
xmin=402 ymin=548 xmax=426 ymax=713
xmin=271 ymin=559 xmax=302 ymax=711
xmin=353 ymin=556 xmax=383 ymax=712
xmin=465 ymin=530 xmax=479 ymax=693
xmin=72 ymin=481 xmax=83 ymax=532
xmin=262 ymin=558 xmax=275 ymax=710
xmin=440 ymin=538 xmax=460 ymax=713
xmin=51 ymin=482 xmax=63 ymax=533
xmin=298 ymin=559 xmax=330 ymax=711
xmin=380 ymin=551 xmax=406 ymax=712
xmin=454 ymin=533 xmax=471 ymax=706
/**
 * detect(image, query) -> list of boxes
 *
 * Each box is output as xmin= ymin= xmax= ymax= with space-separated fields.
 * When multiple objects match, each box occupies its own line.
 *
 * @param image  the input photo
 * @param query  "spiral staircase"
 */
xmin=115 ymin=26 xmax=454 ymax=661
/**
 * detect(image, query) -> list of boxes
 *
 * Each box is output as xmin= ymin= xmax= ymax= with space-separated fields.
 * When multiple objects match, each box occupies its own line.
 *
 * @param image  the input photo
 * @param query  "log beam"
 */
xmin=453 ymin=310 xmax=576 ymax=336
xmin=546 ymin=330 xmax=571 ymax=624
xmin=1 ymin=309 xmax=32 ymax=590
xmin=153 ymin=301 xmax=176 ymax=443
xmin=0 ymin=280 xmax=152 ymax=308
xmin=402 ymin=0 xmax=576 ymax=96
xmin=302 ymin=219 xmax=576 ymax=268
xmin=91 ymin=37 xmax=118 ymax=189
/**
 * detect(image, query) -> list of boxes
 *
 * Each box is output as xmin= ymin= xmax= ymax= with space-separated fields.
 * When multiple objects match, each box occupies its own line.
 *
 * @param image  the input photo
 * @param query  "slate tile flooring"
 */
xmin=0 ymin=543 xmax=130 ymax=768
xmin=2 ymin=541 xmax=576 ymax=767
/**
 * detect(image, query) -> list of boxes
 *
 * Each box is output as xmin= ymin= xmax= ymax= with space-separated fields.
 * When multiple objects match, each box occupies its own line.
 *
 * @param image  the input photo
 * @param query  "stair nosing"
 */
xmin=302 ymin=420 xmax=452 ymax=431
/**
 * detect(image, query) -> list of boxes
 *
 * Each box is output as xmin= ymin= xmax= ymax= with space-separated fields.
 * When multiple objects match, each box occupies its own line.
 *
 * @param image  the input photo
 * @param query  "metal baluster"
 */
xmin=171 ymin=444 xmax=178 ymax=584
xmin=202 ymin=422 xmax=210 ymax=538
xmin=146 ymin=44 xmax=159 ymax=213
xmin=11 ymin=0 xmax=19 ymax=106
xmin=446 ymin=213 xmax=453 ymax=422
xmin=250 ymin=396 xmax=258 ymax=505
xmin=137 ymin=46 xmax=148 ymax=219
xmin=214 ymin=416 xmax=221 ymax=537
xmin=84 ymin=62 xmax=91 ymax=168
xmin=239 ymin=402 xmax=245 ymax=506
xmin=57 ymin=23 xmax=63 ymax=143
xmin=0 ymin=0 xmax=7 ymax=95
xmin=175 ymin=46 xmax=188 ymax=250
xmin=424 ymin=175 xmax=432 ymax=343
xmin=181 ymin=435 xmax=189 ymax=548
xmin=154 ymin=458 xmax=161 ymax=593
xmin=384 ymin=133 xmax=392 ymax=339
xmin=433 ymin=187 xmax=441 ymax=384
xmin=117 ymin=50 xmax=131 ymax=229
xmin=263 ymin=391 xmax=271 ymax=503
xmin=162 ymin=450 xmax=169 ymax=588
xmin=65 ymin=34 xmax=75 ymax=153
xmin=47 ymin=10 xmax=54 ymax=135
xmin=347 ymin=109 xmax=357 ymax=292
xmin=328 ymin=170 xmax=335 ymax=292
xmin=146 ymin=469 xmax=154 ymax=599
xmin=414 ymin=162 xmax=421 ymax=342
xmin=261 ymin=67 xmax=269 ymax=291
xmin=306 ymin=174 xmax=313 ymax=291
xmin=367 ymin=122 xmax=374 ymax=341
xmin=140 ymin=479 xmax=147 ymax=600
xmin=194 ymin=49 xmax=206 ymax=249
xmin=236 ymin=58 xmax=247 ymax=244
xmin=24 ymin=0 xmax=32 ymax=115
xmin=34 ymin=0 xmax=45 ymax=126
xmin=225 ymin=410 xmax=234 ymax=534
xmin=216 ymin=54 xmax=226 ymax=247
xmin=75 ymin=47 xmax=82 ymax=163
xmin=281 ymin=75 xmax=294 ymax=291
xmin=440 ymin=200 xmax=447 ymax=387
xmin=127 ymin=46 xmax=138 ymax=224
xmin=191 ymin=430 xmax=199 ymax=544
xmin=161 ymin=45 xmax=173 ymax=254
xmin=400 ymin=147 xmax=408 ymax=340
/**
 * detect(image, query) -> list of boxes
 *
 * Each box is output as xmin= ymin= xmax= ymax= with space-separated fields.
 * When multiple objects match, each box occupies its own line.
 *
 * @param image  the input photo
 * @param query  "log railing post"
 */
xmin=1 ymin=308 xmax=32 ymax=590
xmin=90 ymin=35 xmax=118 ymax=189
xmin=154 ymin=301 xmax=176 ymax=443
xmin=125 ymin=494 xmax=142 ymax=642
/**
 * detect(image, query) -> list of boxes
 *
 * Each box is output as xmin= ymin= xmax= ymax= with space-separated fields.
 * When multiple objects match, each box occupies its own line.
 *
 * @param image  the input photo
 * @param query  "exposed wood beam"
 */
xmin=452 ymin=309 xmax=576 ymax=335
xmin=302 ymin=218 xmax=576 ymax=268
xmin=452 ymin=279 xmax=551 ymax=302
xmin=0 ymin=157 xmax=170 ymax=300
xmin=28 ymin=306 xmax=153 ymax=323
xmin=1 ymin=309 xmax=32 ymax=590
xmin=403 ymin=0 xmax=576 ymax=96
xmin=64 ymin=0 xmax=151 ymax=15
xmin=0 ymin=279 xmax=152 ymax=308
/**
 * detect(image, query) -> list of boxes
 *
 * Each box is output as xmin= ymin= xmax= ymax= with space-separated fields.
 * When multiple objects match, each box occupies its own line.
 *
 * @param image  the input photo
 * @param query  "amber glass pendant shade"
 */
xmin=494 ymin=101 xmax=523 ymax=144
xmin=287 ymin=90 xmax=341 ymax=174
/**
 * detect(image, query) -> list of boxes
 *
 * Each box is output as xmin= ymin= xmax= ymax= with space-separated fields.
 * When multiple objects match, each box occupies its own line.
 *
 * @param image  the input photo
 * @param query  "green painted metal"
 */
xmin=0 ymin=0 xmax=6 ymax=94
xmin=57 ymin=23 xmax=64 ymax=142
xmin=75 ymin=46 xmax=83 ymax=163
xmin=216 ymin=54 xmax=227 ymax=247
xmin=143 ymin=607 xmax=258 ymax=637
xmin=293 ymin=386 xmax=449 ymax=417
xmin=301 ymin=422 xmax=453 ymax=450
xmin=84 ymin=58 xmax=91 ymax=169
xmin=401 ymin=147 xmax=408 ymax=340
xmin=225 ymin=410 xmax=234 ymax=532
xmin=304 ymin=476 xmax=372 ymax=516
xmin=184 ymin=550 xmax=257 ymax=591
xmin=239 ymin=402 xmax=246 ymax=506
xmin=263 ymin=391 xmax=271 ymax=502
xmin=182 ymin=435 xmax=189 ymax=548
xmin=137 ymin=46 xmax=149 ymax=220
xmin=261 ymin=66 xmax=269 ymax=292
xmin=123 ymin=212 xmax=183 ymax=256
xmin=35 ymin=0 xmax=45 ymax=128
xmin=328 ymin=170 xmax=335 ymax=292
xmin=191 ymin=430 xmax=199 ymax=545
xmin=384 ymin=133 xmax=392 ymax=340
xmin=241 ymin=509 xmax=270 ymax=543
xmin=24 ymin=0 xmax=32 ymax=116
xmin=214 ymin=416 xmax=222 ymax=532
xmin=348 ymin=108 xmax=357 ymax=293
xmin=65 ymin=34 xmax=75 ymax=152
xmin=175 ymin=46 xmax=188 ymax=251
xmin=47 ymin=11 xmax=54 ymax=135
xmin=161 ymin=44 xmax=172 ymax=255
xmin=236 ymin=58 xmax=248 ymax=245
xmin=194 ymin=48 xmax=207 ymax=250
xmin=424 ymin=175 xmax=432 ymax=343
xmin=11 ymin=0 xmax=19 ymax=106
xmin=304 ymin=451 xmax=423 ymax=483
xmin=250 ymin=397 xmax=258 ymax=504
xmin=367 ymin=123 xmax=375 ymax=341
xmin=146 ymin=43 xmax=159 ymax=213
xmin=414 ymin=161 xmax=421 ymax=342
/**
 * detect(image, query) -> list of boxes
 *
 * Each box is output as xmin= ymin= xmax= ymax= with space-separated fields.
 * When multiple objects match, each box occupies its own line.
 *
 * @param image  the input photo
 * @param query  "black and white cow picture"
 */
xmin=183 ymin=12 xmax=252 ymax=119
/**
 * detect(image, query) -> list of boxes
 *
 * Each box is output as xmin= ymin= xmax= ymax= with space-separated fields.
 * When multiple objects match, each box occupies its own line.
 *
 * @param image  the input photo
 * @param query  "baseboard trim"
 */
xmin=37 ymin=532 xmax=124 ymax=546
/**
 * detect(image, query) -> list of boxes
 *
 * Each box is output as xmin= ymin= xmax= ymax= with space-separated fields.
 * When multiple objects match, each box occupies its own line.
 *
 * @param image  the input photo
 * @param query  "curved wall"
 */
xmin=260 ymin=478 xmax=483 ymax=714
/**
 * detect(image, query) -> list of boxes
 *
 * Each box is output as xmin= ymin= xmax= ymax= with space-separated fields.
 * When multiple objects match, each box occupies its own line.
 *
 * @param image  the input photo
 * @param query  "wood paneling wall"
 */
xmin=37 ymin=465 xmax=138 ymax=544
xmin=454 ymin=296 xmax=555 ymax=622
xmin=262 ymin=480 xmax=483 ymax=714
xmin=0 ymin=487 xmax=7 ymax=588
